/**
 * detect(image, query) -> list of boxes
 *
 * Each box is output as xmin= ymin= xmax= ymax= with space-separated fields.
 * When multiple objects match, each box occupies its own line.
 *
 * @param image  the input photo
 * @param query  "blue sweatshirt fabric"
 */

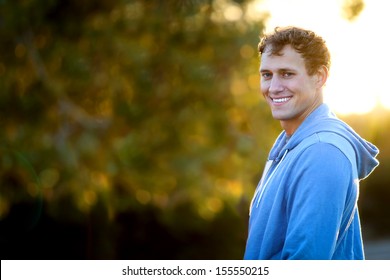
xmin=244 ymin=104 xmax=379 ymax=260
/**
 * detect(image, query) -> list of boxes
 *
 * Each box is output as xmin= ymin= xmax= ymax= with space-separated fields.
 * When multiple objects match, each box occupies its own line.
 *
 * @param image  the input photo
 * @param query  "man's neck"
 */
xmin=280 ymin=101 xmax=323 ymax=136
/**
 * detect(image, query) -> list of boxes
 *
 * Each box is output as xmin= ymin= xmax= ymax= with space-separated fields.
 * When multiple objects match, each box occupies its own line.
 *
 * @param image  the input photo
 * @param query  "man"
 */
xmin=244 ymin=26 xmax=379 ymax=260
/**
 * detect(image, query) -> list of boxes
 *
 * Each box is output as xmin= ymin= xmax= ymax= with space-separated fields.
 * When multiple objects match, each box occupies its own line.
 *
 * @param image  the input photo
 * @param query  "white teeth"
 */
xmin=273 ymin=97 xmax=290 ymax=103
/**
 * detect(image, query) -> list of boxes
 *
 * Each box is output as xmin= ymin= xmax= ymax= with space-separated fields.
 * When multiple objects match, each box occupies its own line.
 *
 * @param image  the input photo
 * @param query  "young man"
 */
xmin=244 ymin=26 xmax=379 ymax=260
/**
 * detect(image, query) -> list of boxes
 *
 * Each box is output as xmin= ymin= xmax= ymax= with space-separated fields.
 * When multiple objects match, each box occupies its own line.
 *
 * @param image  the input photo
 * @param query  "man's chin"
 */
xmin=271 ymin=112 xmax=287 ymax=120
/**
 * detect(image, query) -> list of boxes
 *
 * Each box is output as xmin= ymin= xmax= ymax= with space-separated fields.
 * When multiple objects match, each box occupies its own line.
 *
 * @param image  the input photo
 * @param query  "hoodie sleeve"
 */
xmin=282 ymin=142 xmax=355 ymax=260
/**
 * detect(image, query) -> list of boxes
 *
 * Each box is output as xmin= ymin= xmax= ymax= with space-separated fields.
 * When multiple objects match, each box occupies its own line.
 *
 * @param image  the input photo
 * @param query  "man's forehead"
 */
xmin=260 ymin=46 xmax=304 ymax=69
xmin=262 ymin=45 xmax=300 ymax=58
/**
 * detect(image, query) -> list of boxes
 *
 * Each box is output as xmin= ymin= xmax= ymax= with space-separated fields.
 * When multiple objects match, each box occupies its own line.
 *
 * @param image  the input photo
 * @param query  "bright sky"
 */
xmin=248 ymin=0 xmax=390 ymax=115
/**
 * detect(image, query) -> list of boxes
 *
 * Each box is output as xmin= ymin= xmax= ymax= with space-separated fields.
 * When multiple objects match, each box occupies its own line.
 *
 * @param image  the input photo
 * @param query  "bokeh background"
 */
xmin=0 ymin=0 xmax=389 ymax=259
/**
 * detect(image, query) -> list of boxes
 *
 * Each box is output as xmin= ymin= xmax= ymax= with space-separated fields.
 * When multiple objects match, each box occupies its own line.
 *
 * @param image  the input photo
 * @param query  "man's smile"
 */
xmin=271 ymin=96 xmax=292 ymax=104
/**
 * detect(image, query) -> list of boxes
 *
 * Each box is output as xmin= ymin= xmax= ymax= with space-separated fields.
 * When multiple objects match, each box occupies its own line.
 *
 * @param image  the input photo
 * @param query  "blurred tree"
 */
xmin=341 ymin=0 xmax=365 ymax=21
xmin=0 ymin=0 xmax=274 ymax=259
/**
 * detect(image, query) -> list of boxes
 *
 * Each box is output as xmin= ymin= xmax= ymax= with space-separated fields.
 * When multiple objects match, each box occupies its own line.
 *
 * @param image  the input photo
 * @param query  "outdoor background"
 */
xmin=1 ymin=0 xmax=389 ymax=259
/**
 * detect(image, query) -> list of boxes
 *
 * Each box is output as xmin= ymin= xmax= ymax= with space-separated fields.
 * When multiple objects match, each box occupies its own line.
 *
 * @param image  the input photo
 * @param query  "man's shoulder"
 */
xmin=295 ymin=132 xmax=356 ymax=168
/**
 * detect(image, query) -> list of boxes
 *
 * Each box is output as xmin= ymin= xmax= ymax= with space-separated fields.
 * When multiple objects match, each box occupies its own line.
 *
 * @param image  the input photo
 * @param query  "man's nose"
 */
xmin=268 ymin=76 xmax=284 ymax=93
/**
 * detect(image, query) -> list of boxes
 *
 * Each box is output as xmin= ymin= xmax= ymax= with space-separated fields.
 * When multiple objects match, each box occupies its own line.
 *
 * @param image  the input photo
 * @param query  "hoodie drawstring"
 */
xmin=249 ymin=149 xmax=289 ymax=215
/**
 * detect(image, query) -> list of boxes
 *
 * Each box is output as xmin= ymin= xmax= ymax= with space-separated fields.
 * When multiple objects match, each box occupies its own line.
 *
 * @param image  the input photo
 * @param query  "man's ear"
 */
xmin=316 ymin=65 xmax=329 ymax=88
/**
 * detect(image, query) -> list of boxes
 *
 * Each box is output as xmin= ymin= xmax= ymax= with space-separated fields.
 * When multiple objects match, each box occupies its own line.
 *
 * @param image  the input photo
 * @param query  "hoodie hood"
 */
xmin=269 ymin=103 xmax=379 ymax=180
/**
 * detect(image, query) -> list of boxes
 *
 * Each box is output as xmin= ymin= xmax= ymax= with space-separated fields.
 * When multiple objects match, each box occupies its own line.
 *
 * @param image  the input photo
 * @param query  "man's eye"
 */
xmin=282 ymin=72 xmax=294 ymax=77
xmin=261 ymin=73 xmax=272 ymax=79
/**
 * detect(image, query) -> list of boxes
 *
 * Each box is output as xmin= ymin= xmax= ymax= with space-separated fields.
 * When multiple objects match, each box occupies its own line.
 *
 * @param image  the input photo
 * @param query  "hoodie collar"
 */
xmin=269 ymin=104 xmax=331 ymax=160
xmin=268 ymin=103 xmax=379 ymax=179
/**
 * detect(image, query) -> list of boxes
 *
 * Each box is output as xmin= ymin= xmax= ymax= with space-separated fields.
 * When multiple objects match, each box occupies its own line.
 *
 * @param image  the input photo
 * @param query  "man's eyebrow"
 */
xmin=260 ymin=68 xmax=296 ymax=73
xmin=278 ymin=68 xmax=296 ymax=72
xmin=259 ymin=68 xmax=270 ymax=73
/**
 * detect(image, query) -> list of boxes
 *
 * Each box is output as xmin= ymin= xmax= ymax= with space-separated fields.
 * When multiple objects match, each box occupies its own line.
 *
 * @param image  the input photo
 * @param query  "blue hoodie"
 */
xmin=244 ymin=104 xmax=379 ymax=260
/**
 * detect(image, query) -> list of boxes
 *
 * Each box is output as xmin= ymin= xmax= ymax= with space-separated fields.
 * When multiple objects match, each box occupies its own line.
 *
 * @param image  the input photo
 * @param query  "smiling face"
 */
xmin=260 ymin=45 xmax=327 ymax=135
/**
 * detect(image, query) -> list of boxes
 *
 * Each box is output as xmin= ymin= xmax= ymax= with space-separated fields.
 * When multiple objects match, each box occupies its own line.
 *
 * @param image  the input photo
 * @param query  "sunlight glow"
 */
xmin=224 ymin=4 xmax=243 ymax=21
xmin=250 ymin=0 xmax=390 ymax=115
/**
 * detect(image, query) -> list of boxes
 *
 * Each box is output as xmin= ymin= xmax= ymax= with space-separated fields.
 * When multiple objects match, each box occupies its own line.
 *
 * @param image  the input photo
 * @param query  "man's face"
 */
xmin=260 ymin=45 xmax=324 ymax=135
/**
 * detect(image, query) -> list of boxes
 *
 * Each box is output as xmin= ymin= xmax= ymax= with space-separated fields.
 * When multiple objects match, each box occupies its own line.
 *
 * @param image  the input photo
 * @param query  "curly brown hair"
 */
xmin=258 ymin=26 xmax=331 ymax=75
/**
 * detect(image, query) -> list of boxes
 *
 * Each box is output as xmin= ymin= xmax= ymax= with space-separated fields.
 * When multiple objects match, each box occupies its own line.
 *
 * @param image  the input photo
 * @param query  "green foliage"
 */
xmin=0 ymin=0 xmax=277 ymax=258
